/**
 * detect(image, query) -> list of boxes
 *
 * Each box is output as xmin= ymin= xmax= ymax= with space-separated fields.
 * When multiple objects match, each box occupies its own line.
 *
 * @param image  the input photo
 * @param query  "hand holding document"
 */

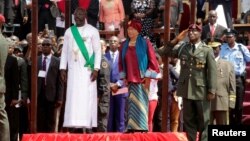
xmin=112 ymin=87 xmax=128 ymax=95
xmin=110 ymin=83 xmax=128 ymax=96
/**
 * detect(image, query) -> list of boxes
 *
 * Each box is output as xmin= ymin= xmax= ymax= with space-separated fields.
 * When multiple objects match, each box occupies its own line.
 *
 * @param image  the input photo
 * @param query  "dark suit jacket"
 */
xmin=201 ymin=24 xmax=226 ymax=41
xmin=0 ymin=0 xmax=4 ymax=14
xmin=4 ymin=55 xmax=19 ymax=106
xmin=16 ymin=56 xmax=28 ymax=99
xmin=38 ymin=0 xmax=58 ymax=17
xmin=87 ymin=0 xmax=99 ymax=27
xmin=122 ymin=0 xmax=133 ymax=16
xmin=4 ymin=0 xmax=27 ymax=21
xmin=19 ymin=0 xmax=28 ymax=18
xmin=37 ymin=55 xmax=63 ymax=102
xmin=38 ymin=0 xmax=52 ymax=11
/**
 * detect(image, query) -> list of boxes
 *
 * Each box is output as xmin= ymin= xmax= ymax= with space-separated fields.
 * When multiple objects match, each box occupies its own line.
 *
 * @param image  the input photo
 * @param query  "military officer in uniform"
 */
xmin=96 ymin=39 xmax=111 ymax=132
xmin=157 ymin=24 xmax=217 ymax=141
xmin=220 ymin=28 xmax=250 ymax=125
xmin=208 ymin=39 xmax=236 ymax=125
xmin=0 ymin=14 xmax=10 ymax=141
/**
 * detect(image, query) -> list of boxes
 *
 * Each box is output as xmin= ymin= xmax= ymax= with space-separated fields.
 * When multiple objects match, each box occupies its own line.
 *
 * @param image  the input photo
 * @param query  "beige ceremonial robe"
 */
xmin=60 ymin=24 xmax=101 ymax=128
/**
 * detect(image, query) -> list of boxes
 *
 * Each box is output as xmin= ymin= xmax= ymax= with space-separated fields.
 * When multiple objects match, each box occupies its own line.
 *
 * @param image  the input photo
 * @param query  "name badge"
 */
xmin=38 ymin=70 xmax=46 ymax=78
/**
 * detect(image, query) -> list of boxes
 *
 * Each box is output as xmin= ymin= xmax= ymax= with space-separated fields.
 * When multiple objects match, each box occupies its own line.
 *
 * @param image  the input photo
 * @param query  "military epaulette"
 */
xmin=177 ymin=42 xmax=187 ymax=58
xmin=201 ymin=41 xmax=211 ymax=48
xmin=173 ymin=41 xmax=186 ymax=49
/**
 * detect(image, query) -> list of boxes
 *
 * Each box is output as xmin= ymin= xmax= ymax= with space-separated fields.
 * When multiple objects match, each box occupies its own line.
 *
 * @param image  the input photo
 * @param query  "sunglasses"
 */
xmin=42 ymin=43 xmax=51 ymax=46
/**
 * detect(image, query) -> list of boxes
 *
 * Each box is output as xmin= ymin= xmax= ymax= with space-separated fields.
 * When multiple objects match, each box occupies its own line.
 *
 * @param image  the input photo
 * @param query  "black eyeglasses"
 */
xmin=42 ymin=43 xmax=51 ymax=46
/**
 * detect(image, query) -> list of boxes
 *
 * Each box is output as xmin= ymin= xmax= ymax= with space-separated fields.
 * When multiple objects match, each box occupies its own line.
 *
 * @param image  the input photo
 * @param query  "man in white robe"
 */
xmin=60 ymin=7 xmax=101 ymax=130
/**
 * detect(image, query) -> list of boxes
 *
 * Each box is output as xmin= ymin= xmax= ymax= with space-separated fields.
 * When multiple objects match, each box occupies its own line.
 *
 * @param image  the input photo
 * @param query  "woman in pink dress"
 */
xmin=99 ymin=0 xmax=125 ymax=40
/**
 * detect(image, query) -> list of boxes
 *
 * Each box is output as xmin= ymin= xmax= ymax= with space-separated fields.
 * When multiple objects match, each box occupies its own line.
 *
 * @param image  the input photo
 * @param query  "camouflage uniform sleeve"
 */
xmin=97 ymin=58 xmax=111 ymax=102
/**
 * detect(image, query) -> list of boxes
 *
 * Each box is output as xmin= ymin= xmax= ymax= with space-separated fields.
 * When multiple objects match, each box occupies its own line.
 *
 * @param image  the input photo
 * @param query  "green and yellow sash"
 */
xmin=71 ymin=25 xmax=95 ymax=70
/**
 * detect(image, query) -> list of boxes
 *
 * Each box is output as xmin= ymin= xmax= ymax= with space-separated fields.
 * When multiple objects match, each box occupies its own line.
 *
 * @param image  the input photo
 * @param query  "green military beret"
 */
xmin=208 ymin=41 xmax=222 ymax=48
xmin=206 ymin=38 xmax=223 ymax=48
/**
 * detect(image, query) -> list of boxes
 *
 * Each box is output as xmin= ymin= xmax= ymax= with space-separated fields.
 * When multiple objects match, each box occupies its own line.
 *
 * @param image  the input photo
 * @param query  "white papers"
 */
xmin=56 ymin=17 xmax=65 ymax=28
xmin=38 ymin=70 xmax=46 ymax=78
xmin=15 ymin=91 xmax=22 ymax=108
xmin=108 ymin=24 xmax=115 ymax=31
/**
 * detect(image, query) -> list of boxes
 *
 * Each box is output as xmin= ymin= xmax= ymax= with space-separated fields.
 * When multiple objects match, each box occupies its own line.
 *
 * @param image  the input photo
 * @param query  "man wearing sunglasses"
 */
xmin=37 ymin=38 xmax=63 ymax=132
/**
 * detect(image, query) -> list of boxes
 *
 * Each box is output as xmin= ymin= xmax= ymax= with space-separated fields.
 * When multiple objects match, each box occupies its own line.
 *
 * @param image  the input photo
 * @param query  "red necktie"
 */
xmin=14 ymin=0 xmax=19 ymax=6
xmin=211 ymin=25 xmax=215 ymax=36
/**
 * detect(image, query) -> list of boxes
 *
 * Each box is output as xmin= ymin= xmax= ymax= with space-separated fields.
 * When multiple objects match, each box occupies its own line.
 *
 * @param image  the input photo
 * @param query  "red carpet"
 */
xmin=243 ymin=50 xmax=250 ymax=125
xmin=22 ymin=132 xmax=188 ymax=141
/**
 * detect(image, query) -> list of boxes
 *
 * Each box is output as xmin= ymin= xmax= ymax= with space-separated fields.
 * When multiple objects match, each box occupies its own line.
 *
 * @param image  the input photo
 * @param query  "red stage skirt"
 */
xmin=22 ymin=132 xmax=188 ymax=141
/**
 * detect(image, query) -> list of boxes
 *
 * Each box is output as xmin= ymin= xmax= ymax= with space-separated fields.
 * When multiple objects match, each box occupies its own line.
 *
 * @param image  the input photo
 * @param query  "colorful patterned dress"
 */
xmin=119 ymin=37 xmax=160 ymax=131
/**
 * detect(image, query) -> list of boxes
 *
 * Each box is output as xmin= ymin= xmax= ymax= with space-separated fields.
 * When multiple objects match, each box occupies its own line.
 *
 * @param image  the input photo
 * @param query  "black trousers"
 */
xmin=38 ymin=10 xmax=56 ymax=33
xmin=6 ymin=106 xmax=19 ymax=141
xmin=37 ymin=91 xmax=57 ymax=132
xmin=183 ymin=99 xmax=210 ymax=141
xmin=229 ymin=76 xmax=245 ymax=125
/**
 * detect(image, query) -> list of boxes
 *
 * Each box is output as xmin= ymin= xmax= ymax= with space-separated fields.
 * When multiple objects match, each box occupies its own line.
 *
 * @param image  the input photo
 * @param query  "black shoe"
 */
xmin=125 ymin=129 xmax=135 ymax=133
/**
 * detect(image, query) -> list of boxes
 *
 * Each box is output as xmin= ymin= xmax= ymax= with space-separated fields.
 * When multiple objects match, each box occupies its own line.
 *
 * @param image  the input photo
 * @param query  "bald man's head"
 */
xmin=208 ymin=10 xmax=218 ymax=25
